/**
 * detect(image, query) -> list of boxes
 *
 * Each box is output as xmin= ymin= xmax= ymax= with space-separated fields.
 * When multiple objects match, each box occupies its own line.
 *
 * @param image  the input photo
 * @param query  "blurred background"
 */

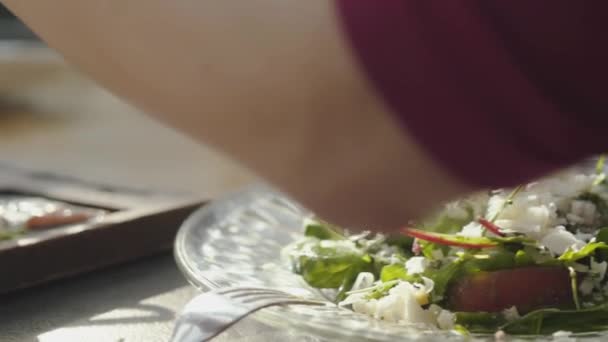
xmin=0 ymin=5 xmax=254 ymax=198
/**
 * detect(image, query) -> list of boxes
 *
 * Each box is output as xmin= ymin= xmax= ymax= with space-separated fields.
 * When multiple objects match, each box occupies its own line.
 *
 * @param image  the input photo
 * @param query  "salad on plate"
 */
xmin=285 ymin=157 xmax=608 ymax=337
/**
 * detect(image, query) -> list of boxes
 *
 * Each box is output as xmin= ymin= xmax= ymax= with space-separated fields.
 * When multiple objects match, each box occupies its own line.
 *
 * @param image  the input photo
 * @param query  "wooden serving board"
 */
xmin=0 ymin=164 xmax=205 ymax=294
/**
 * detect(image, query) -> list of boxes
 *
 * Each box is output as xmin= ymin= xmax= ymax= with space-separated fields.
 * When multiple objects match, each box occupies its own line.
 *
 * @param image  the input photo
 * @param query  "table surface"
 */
xmin=0 ymin=53 xmax=317 ymax=342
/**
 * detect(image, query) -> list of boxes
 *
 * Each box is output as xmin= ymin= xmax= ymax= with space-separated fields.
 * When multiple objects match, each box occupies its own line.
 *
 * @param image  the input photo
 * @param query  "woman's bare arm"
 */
xmin=2 ymin=0 xmax=471 ymax=229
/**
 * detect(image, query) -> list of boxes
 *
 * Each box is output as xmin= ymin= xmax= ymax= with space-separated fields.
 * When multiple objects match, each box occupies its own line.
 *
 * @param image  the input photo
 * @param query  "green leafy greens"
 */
xmin=559 ymin=242 xmax=608 ymax=263
xmin=455 ymin=304 xmax=608 ymax=335
xmin=303 ymin=218 xmax=344 ymax=240
xmin=288 ymin=176 xmax=608 ymax=336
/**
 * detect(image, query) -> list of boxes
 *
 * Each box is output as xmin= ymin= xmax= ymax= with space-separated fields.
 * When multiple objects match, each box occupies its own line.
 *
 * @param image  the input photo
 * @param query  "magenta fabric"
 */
xmin=336 ymin=1 xmax=608 ymax=188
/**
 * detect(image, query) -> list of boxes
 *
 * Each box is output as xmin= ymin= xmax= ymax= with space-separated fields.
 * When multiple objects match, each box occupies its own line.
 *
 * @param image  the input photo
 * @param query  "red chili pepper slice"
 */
xmin=478 ymin=218 xmax=506 ymax=237
xmin=401 ymin=227 xmax=499 ymax=249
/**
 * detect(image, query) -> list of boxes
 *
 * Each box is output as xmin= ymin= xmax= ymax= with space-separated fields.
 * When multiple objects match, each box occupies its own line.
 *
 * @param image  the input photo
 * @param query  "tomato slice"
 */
xmin=26 ymin=212 xmax=91 ymax=230
xmin=447 ymin=266 xmax=573 ymax=313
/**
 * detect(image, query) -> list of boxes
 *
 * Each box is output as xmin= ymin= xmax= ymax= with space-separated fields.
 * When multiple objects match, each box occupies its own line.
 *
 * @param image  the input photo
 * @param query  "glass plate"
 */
xmin=174 ymin=184 xmax=604 ymax=342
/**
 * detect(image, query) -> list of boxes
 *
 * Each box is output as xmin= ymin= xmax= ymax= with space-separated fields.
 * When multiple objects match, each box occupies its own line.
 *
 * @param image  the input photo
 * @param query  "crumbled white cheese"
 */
xmin=579 ymin=277 xmax=595 ymax=296
xmin=570 ymin=200 xmax=597 ymax=225
xmin=352 ymin=297 xmax=377 ymax=315
xmin=570 ymin=263 xmax=590 ymax=273
xmin=591 ymin=259 xmax=608 ymax=280
xmin=345 ymin=282 xmax=435 ymax=327
xmin=571 ymin=200 xmax=585 ymax=216
xmin=494 ymin=330 xmax=507 ymax=341
xmin=459 ymin=222 xmax=484 ymax=238
xmin=575 ymin=230 xmax=595 ymax=242
xmin=374 ymin=283 xmax=434 ymax=324
xmin=593 ymin=292 xmax=605 ymax=302
xmin=427 ymin=304 xmax=442 ymax=317
xmin=420 ymin=276 xmax=435 ymax=294
xmin=552 ymin=330 xmax=575 ymax=342
xmin=566 ymin=213 xmax=585 ymax=225
xmin=502 ymin=306 xmax=520 ymax=322
xmin=445 ymin=202 xmax=469 ymax=220
xmin=436 ymin=309 xmax=455 ymax=330
xmin=350 ymin=272 xmax=375 ymax=292
xmin=405 ymin=257 xmax=428 ymax=275
xmin=339 ymin=292 xmax=367 ymax=307
xmin=486 ymin=195 xmax=506 ymax=222
xmin=318 ymin=239 xmax=358 ymax=251
xmin=540 ymin=226 xmax=585 ymax=255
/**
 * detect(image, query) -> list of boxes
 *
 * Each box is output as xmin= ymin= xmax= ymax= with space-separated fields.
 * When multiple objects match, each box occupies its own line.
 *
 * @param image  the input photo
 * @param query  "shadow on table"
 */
xmin=81 ymin=303 xmax=175 ymax=326
xmin=0 ymin=253 xmax=189 ymax=341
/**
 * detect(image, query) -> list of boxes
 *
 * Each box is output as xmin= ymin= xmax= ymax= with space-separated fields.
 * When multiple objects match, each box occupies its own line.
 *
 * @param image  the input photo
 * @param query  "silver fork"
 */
xmin=170 ymin=286 xmax=327 ymax=342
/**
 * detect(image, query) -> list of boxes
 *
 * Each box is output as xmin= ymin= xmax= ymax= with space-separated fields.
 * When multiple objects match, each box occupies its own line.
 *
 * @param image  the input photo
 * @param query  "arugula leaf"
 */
xmin=488 ymin=235 xmax=537 ymax=245
xmin=593 ymin=155 xmax=606 ymax=186
xmin=454 ymin=312 xmax=506 ymax=334
xmin=595 ymin=228 xmax=608 ymax=261
xmin=460 ymin=249 xmax=520 ymax=274
xmin=364 ymin=280 xmax=399 ymax=300
xmin=597 ymin=155 xmax=606 ymax=175
xmin=419 ymin=240 xmax=449 ymax=260
xmin=424 ymin=256 xmax=468 ymax=302
xmin=515 ymin=249 xmax=534 ymax=266
xmin=303 ymin=218 xmax=344 ymax=240
xmin=559 ymin=242 xmax=608 ymax=262
xmin=384 ymin=235 xmax=414 ymax=256
xmin=521 ymin=246 xmax=562 ymax=266
xmin=501 ymin=304 xmax=608 ymax=335
xmin=379 ymin=263 xmax=408 ymax=282
xmin=0 ymin=228 xmax=24 ymax=241
xmin=336 ymin=266 xmax=367 ymax=301
xmin=290 ymin=239 xmax=372 ymax=291
xmin=597 ymin=228 xmax=608 ymax=244
xmin=457 ymin=304 xmax=608 ymax=335
xmin=452 ymin=324 xmax=471 ymax=336
xmin=379 ymin=263 xmax=421 ymax=283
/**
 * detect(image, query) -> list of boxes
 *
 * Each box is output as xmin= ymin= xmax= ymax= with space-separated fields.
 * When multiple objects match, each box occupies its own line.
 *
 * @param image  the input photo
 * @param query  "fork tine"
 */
xmin=236 ymin=293 xmax=295 ymax=304
xmin=242 ymin=297 xmax=326 ymax=308
xmin=170 ymin=287 xmax=327 ymax=342
xmin=225 ymin=289 xmax=293 ymax=299
xmin=218 ymin=288 xmax=290 ymax=302
xmin=217 ymin=286 xmax=287 ymax=296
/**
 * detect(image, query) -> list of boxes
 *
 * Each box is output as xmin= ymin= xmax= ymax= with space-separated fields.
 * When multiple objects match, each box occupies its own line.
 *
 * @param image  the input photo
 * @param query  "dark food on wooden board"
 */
xmin=0 ymin=165 xmax=205 ymax=295
xmin=0 ymin=196 xmax=106 ymax=238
